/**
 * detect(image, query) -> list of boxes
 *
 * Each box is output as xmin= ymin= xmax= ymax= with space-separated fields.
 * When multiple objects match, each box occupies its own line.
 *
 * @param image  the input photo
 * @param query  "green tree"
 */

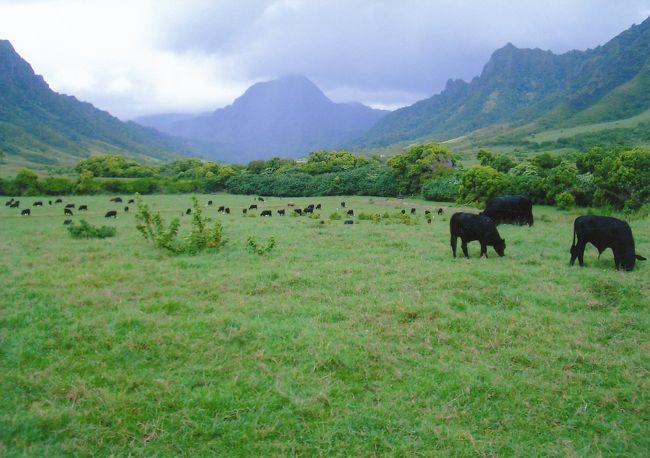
xmin=388 ymin=143 xmax=456 ymax=195
xmin=14 ymin=168 xmax=40 ymax=195
xmin=459 ymin=165 xmax=508 ymax=205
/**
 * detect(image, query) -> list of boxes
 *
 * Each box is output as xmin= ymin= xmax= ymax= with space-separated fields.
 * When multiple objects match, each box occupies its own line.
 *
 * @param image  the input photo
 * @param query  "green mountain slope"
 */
xmin=0 ymin=40 xmax=198 ymax=170
xmin=353 ymin=17 xmax=650 ymax=150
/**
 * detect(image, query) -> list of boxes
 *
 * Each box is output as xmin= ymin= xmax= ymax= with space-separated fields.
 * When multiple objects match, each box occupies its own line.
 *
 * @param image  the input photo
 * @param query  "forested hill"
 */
xmin=0 ymin=40 xmax=198 ymax=169
xmin=352 ymin=16 xmax=650 ymax=149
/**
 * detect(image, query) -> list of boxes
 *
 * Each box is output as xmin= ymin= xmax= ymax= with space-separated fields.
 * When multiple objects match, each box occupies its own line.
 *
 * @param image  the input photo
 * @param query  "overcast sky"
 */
xmin=1 ymin=0 xmax=648 ymax=119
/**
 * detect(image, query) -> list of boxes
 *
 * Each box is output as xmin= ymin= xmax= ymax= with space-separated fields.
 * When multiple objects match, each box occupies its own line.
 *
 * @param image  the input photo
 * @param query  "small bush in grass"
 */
xmin=67 ymin=220 xmax=116 ymax=239
xmin=246 ymin=236 xmax=276 ymax=255
xmin=555 ymin=191 xmax=576 ymax=210
xmin=329 ymin=212 xmax=342 ymax=220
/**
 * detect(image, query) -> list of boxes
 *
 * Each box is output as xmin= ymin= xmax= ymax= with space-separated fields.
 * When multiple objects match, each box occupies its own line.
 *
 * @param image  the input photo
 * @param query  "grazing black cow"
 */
xmin=105 ymin=210 xmax=117 ymax=218
xmin=225 ymin=208 xmax=230 ymax=214
xmin=347 ymin=209 xmax=354 ymax=216
xmin=33 ymin=201 xmax=43 ymax=207
xmin=124 ymin=206 xmax=129 ymax=212
xmin=5 ymin=198 xmax=14 ymax=206
xmin=569 ymin=215 xmax=646 ymax=271
xmin=242 ymin=208 xmax=248 ymax=215
xmin=258 ymin=197 xmax=265 ymax=202
xmin=110 ymin=197 xmax=123 ymax=203
xmin=64 ymin=208 xmax=73 ymax=216
xmin=316 ymin=204 xmax=321 ymax=209
xmin=425 ymin=210 xmax=431 ymax=216
xmin=480 ymin=195 xmax=533 ymax=226
xmin=410 ymin=208 xmax=416 ymax=214
xmin=21 ymin=209 xmax=31 ymax=216
xmin=277 ymin=209 xmax=285 ymax=216
xmin=78 ymin=205 xmax=88 ymax=211
xmin=54 ymin=198 xmax=63 ymax=204
xmin=341 ymin=201 xmax=346 ymax=208
xmin=450 ymin=212 xmax=506 ymax=259
xmin=437 ymin=208 xmax=443 ymax=215
xmin=63 ymin=219 xmax=73 ymax=225
xmin=344 ymin=220 xmax=354 ymax=225
xmin=128 ymin=199 xmax=135 ymax=204
xmin=401 ymin=209 xmax=406 ymax=215
xmin=65 ymin=204 xmax=75 ymax=209
xmin=294 ymin=208 xmax=303 ymax=215
xmin=249 ymin=204 xmax=258 ymax=210
xmin=427 ymin=218 xmax=432 ymax=224
xmin=10 ymin=201 xmax=20 ymax=208
xmin=260 ymin=210 xmax=272 ymax=217
xmin=48 ymin=201 xmax=52 ymax=206
xmin=207 ymin=200 xmax=213 ymax=206
xmin=186 ymin=208 xmax=192 ymax=215
xmin=306 ymin=204 xmax=315 ymax=210
xmin=304 ymin=207 xmax=314 ymax=214
xmin=218 ymin=206 xmax=225 ymax=212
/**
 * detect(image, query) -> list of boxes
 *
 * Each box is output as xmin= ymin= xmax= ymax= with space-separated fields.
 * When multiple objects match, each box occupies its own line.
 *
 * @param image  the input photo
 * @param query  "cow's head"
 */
xmin=494 ymin=238 xmax=506 ymax=257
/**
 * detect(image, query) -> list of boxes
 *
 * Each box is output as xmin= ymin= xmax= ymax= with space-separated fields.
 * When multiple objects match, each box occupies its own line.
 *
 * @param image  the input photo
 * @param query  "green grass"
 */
xmin=1 ymin=194 xmax=648 ymax=456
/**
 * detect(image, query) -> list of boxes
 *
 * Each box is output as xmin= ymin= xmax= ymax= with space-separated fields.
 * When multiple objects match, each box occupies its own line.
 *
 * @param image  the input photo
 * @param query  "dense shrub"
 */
xmin=422 ymin=174 xmax=461 ymax=201
xmin=246 ymin=236 xmax=276 ymax=255
xmin=67 ymin=220 xmax=116 ymax=239
xmin=555 ymin=191 xmax=576 ymax=210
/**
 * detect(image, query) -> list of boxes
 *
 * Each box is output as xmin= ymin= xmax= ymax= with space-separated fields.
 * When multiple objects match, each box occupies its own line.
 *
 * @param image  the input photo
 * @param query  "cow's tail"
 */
xmin=636 ymin=254 xmax=647 ymax=261
xmin=571 ymin=224 xmax=576 ymax=251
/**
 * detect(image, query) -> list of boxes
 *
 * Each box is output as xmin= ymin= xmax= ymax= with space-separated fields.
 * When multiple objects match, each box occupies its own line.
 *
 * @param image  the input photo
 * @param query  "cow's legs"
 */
xmin=570 ymin=240 xmax=586 ymax=266
xmin=480 ymin=242 xmax=488 ymax=258
xmin=461 ymin=241 xmax=470 ymax=258
xmin=451 ymin=236 xmax=457 ymax=258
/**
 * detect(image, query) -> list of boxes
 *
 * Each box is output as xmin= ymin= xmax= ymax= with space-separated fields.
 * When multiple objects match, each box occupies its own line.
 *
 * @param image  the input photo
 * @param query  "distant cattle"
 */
xmin=306 ymin=204 xmax=315 ymax=209
xmin=249 ymin=204 xmax=258 ymax=210
xmin=207 ymin=200 xmax=213 ymax=206
xmin=450 ymin=212 xmax=506 ymax=259
xmin=21 ymin=209 xmax=31 ymax=216
xmin=570 ymin=215 xmax=646 ymax=271
xmin=5 ymin=198 xmax=14 ymax=206
xmin=48 ymin=200 xmax=52 ymax=206
xmin=63 ymin=219 xmax=73 ymax=225
xmin=341 ymin=201 xmax=346 ymax=208
xmin=64 ymin=208 xmax=73 ymax=216
xmin=260 ymin=210 xmax=272 ymax=217
xmin=124 ymin=206 xmax=129 ymax=212
xmin=316 ymin=204 xmax=321 ymax=209
xmin=344 ymin=220 xmax=354 ymax=225
xmin=78 ymin=205 xmax=88 ymax=211
xmin=110 ymin=197 xmax=123 ymax=203
xmin=287 ymin=202 xmax=296 ymax=207
xmin=242 ymin=208 xmax=248 ymax=215
xmin=294 ymin=209 xmax=303 ymax=215
xmin=410 ymin=208 xmax=416 ymax=214
xmin=401 ymin=209 xmax=406 ymax=215
xmin=128 ymin=199 xmax=135 ymax=204
xmin=258 ymin=197 xmax=265 ymax=202
xmin=427 ymin=218 xmax=432 ymax=224
xmin=33 ymin=201 xmax=43 ymax=207
xmin=9 ymin=201 xmax=20 ymax=208
xmin=347 ymin=209 xmax=354 ymax=216
xmin=425 ymin=210 xmax=431 ymax=216
xmin=105 ymin=210 xmax=117 ymax=218
xmin=186 ymin=208 xmax=192 ymax=215
xmin=54 ymin=198 xmax=63 ymax=204
xmin=277 ymin=209 xmax=285 ymax=216
xmin=438 ymin=208 xmax=444 ymax=215
xmin=218 ymin=206 xmax=225 ymax=212
xmin=304 ymin=207 xmax=314 ymax=214
xmin=481 ymin=195 xmax=533 ymax=226
xmin=65 ymin=204 xmax=75 ymax=209
xmin=225 ymin=208 xmax=230 ymax=214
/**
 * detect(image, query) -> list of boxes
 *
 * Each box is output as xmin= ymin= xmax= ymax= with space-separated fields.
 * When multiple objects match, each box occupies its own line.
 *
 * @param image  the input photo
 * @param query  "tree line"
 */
xmin=1 ymin=144 xmax=648 ymax=212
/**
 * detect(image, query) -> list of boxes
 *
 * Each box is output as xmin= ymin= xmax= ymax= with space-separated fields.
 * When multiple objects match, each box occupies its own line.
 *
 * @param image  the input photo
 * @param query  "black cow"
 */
xmin=128 ymin=199 xmax=135 ymax=204
xmin=258 ymin=197 xmax=265 ymax=202
xmin=304 ymin=207 xmax=314 ymax=214
xmin=110 ymin=197 xmax=123 ymax=203
xmin=316 ymin=204 xmax=321 ymax=209
xmin=186 ymin=208 xmax=192 ymax=215
xmin=78 ymin=205 xmax=88 ymax=211
xmin=64 ymin=208 xmax=73 ymax=216
xmin=260 ymin=210 xmax=272 ymax=217
xmin=437 ymin=208 xmax=443 ymax=215
xmin=218 ymin=206 xmax=225 ymax=212
xmin=569 ymin=215 xmax=646 ymax=271
xmin=450 ymin=212 xmax=506 ymax=259
xmin=347 ymin=209 xmax=354 ymax=216
xmin=21 ymin=209 xmax=31 ymax=216
xmin=480 ymin=195 xmax=533 ymax=226
xmin=5 ymin=198 xmax=14 ymax=206
xmin=427 ymin=218 xmax=432 ymax=224
xmin=425 ymin=210 xmax=431 ymax=216
xmin=54 ymin=198 xmax=63 ymax=204
xmin=65 ymin=204 xmax=75 ymax=209
xmin=10 ymin=201 xmax=20 ymax=208
xmin=225 ymin=208 xmax=230 ymax=214
xmin=105 ymin=210 xmax=117 ymax=218
xmin=33 ymin=201 xmax=43 ymax=207
xmin=401 ymin=209 xmax=406 ymax=215
xmin=48 ymin=201 xmax=52 ymax=206
xmin=207 ymin=200 xmax=213 ymax=206
xmin=63 ymin=219 xmax=73 ymax=225
xmin=124 ymin=206 xmax=129 ymax=212
xmin=277 ymin=209 xmax=285 ymax=216
xmin=249 ymin=204 xmax=258 ymax=210
xmin=294 ymin=208 xmax=303 ymax=215
xmin=243 ymin=208 xmax=248 ymax=215
xmin=344 ymin=220 xmax=354 ymax=225
xmin=306 ymin=204 xmax=315 ymax=210
xmin=341 ymin=201 xmax=346 ymax=208
xmin=410 ymin=208 xmax=416 ymax=214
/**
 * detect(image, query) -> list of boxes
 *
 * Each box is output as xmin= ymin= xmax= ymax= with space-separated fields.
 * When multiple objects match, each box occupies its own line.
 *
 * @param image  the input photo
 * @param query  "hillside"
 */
xmin=353 ymin=17 xmax=650 ymax=150
xmin=0 ymin=40 xmax=198 ymax=172
xmin=140 ymin=75 xmax=388 ymax=163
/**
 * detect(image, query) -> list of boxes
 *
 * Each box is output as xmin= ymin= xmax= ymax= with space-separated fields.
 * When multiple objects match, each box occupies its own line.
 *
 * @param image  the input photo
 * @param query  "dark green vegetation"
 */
xmin=3 ymin=145 xmax=648 ymax=212
xmin=66 ymin=219 xmax=116 ymax=239
xmin=354 ymin=17 xmax=650 ymax=155
xmin=0 ymin=40 xmax=201 ymax=173
xmin=1 ymin=194 xmax=648 ymax=455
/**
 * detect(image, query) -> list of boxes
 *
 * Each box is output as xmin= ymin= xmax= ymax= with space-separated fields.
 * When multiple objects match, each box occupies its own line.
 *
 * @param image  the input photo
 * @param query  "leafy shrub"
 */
xmin=329 ymin=212 xmax=342 ymax=220
xmin=246 ymin=236 xmax=276 ymax=255
xmin=422 ymin=174 xmax=460 ymax=201
xmin=67 ymin=220 xmax=116 ymax=239
xmin=555 ymin=191 xmax=576 ymax=210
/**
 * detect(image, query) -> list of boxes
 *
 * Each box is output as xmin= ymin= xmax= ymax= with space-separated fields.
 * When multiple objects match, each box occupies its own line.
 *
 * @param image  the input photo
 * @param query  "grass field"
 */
xmin=1 ymin=194 xmax=648 ymax=456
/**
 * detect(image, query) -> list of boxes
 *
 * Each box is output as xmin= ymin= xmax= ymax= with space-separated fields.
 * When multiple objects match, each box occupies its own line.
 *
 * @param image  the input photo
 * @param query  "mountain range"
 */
xmin=135 ymin=75 xmax=387 ymax=163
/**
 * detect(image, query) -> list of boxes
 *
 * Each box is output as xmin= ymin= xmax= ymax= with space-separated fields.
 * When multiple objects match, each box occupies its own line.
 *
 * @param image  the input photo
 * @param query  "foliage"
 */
xmin=555 ymin=191 xmax=576 ymax=210
xmin=329 ymin=212 xmax=342 ymax=220
xmin=421 ymin=174 xmax=461 ymax=202
xmin=76 ymin=155 xmax=156 ymax=178
xmin=300 ymin=150 xmax=369 ymax=174
xmin=477 ymin=149 xmax=516 ymax=172
xmin=387 ymin=143 xmax=456 ymax=195
xmin=458 ymin=165 xmax=508 ymax=205
xmin=246 ymin=236 xmax=276 ymax=255
xmin=66 ymin=219 xmax=117 ymax=239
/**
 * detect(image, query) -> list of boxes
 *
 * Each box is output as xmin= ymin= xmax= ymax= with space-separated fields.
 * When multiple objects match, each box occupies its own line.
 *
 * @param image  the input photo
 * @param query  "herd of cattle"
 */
xmin=4 ymin=194 xmax=646 ymax=271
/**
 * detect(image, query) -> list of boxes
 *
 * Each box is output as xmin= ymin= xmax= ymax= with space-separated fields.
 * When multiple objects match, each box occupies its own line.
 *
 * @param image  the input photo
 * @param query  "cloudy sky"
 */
xmin=1 ymin=0 xmax=648 ymax=119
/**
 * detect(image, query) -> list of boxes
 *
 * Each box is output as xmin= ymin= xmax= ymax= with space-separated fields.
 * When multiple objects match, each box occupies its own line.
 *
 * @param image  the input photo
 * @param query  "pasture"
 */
xmin=1 ymin=194 xmax=648 ymax=456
